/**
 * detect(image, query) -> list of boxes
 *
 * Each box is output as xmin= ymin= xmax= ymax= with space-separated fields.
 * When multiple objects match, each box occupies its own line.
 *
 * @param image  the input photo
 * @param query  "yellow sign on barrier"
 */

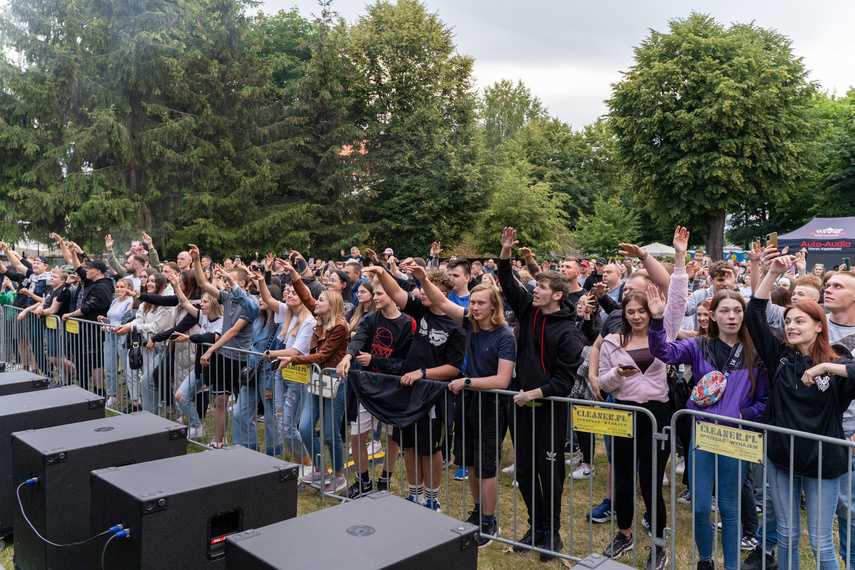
xmin=694 ymin=421 xmax=764 ymax=465
xmin=65 ymin=319 xmax=79 ymax=334
xmin=573 ymin=405 xmax=634 ymax=438
xmin=46 ymin=316 xmax=58 ymax=330
xmin=280 ymin=364 xmax=311 ymax=384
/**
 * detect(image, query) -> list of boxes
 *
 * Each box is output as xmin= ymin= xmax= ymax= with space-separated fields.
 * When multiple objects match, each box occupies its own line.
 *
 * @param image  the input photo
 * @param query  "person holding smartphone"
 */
xmin=597 ymin=227 xmax=690 ymax=570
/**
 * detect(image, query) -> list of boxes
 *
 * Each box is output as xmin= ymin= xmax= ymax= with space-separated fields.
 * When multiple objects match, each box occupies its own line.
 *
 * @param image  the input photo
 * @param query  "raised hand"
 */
xmin=769 ymin=255 xmax=795 ymax=275
xmin=262 ymin=253 xmax=274 ymax=270
xmin=50 ymin=232 xmax=63 ymax=244
xmin=617 ymin=243 xmax=645 ymax=259
xmin=276 ymin=258 xmax=294 ymax=273
xmin=748 ymin=240 xmax=763 ymax=263
xmin=405 ymin=264 xmax=427 ymax=282
xmin=672 ymin=226 xmax=690 ymax=254
xmin=518 ymin=246 xmax=533 ymax=259
xmin=593 ymin=281 xmax=607 ymax=298
xmin=142 ymin=232 xmax=153 ymax=249
xmin=430 ymin=241 xmax=442 ymax=257
xmin=500 ymin=227 xmax=518 ymax=251
xmin=104 ymin=234 xmax=114 ymax=250
xmin=362 ymin=265 xmax=384 ymax=277
xmin=289 ymin=250 xmax=304 ymax=262
xmin=188 ymin=244 xmax=200 ymax=262
xmin=364 ymin=248 xmax=380 ymax=264
xmin=686 ymin=260 xmax=700 ymax=280
xmin=645 ymin=284 xmax=666 ymax=319
xmin=250 ymin=269 xmax=264 ymax=283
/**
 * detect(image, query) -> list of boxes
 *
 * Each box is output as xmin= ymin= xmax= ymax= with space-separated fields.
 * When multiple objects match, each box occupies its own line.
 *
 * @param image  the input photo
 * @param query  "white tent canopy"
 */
xmin=641 ymin=242 xmax=676 ymax=258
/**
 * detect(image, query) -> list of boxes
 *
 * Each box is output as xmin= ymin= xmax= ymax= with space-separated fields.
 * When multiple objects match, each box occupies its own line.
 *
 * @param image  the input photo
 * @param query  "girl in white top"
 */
xmin=99 ymin=277 xmax=134 ymax=409
xmin=261 ymin=280 xmax=316 ymax=476
xmin=114 ymin=273 xmax=175 ymax=413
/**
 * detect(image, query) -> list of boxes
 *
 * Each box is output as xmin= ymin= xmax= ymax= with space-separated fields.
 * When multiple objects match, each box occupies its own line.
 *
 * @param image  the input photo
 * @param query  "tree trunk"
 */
xmin=703 ymin=209 xmax=726 ymax=261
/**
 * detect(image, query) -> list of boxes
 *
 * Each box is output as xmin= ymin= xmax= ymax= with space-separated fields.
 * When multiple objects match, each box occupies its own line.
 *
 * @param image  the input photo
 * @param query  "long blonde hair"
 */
xmin=318 ymin=290 xmax=346 ymax=333
xmin=281 ymin=285 xmax=313 ymax=338
xmin=468 ymin=283 xmax=506 ymax=333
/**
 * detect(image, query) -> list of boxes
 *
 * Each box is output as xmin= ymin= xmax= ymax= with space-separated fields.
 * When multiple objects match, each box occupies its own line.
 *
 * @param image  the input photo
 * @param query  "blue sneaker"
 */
xmin=424 ymin=499 xmax=442 ymax=512
xmin=586 ymin=498 xmax=615 ymax=523
xmin=454 ymin=466 xmax=469 ymax=481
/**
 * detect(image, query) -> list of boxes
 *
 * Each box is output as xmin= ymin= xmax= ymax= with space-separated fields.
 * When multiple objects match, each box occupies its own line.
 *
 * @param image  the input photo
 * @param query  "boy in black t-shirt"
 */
xmin=365 ymin=266 xmax=465 ymax=512
xmin=337 ymin=279 xmax=415 ymax=498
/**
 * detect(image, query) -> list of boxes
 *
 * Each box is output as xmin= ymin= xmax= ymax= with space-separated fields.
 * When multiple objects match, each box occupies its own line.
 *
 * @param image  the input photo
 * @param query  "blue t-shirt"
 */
xmin=448 ymin=290 xmax=469 ymax=309
xmin=461 ymin=315 xmax=517 ymax=379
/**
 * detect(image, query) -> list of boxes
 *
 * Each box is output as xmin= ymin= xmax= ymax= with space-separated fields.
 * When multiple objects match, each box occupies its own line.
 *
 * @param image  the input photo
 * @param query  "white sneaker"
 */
xmin=675 ymin=456 xmax=685 ymax=476
xmin=369 ymin=440 xmax=383 ymax=456
xmin=565 ymin=450 xmax=583 ymax=468
xmin=572 ymin=464 xmax=595 ymax=480
xmin=187 ymin=425 xmax=204 ymax=439
xmin=662 ymin=471 xmax=669 ymax=486
xmin=299 ymin=465 xmax=320 ymax=482
xmin=106 ymin=396 xmax=118 ymax=409
xmin=347 ymin=443 xmax=353 ymax=455
xmin=502 ymin=463 xmax=515 ymax=475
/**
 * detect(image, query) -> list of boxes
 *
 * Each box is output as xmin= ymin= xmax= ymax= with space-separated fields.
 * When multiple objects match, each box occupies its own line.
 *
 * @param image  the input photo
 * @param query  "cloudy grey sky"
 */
xmin=257 ymin=0 xmax=854 ymax=129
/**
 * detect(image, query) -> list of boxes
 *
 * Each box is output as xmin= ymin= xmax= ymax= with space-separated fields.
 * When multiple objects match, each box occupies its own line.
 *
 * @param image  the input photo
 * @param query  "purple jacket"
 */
xmin=648 ymin=317 xmax=769 ymax=425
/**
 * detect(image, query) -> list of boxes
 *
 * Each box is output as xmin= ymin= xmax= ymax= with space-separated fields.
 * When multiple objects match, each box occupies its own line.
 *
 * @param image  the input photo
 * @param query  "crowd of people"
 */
xmin=2 ymin=227 xmax=855 ymax=570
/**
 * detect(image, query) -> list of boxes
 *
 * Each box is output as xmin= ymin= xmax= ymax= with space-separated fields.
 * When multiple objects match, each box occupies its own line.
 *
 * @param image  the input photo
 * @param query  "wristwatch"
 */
xmin=464 ymin=377 xmax=472 ymax=387
xmin=420 ymin=368 xmax=426 ymax=379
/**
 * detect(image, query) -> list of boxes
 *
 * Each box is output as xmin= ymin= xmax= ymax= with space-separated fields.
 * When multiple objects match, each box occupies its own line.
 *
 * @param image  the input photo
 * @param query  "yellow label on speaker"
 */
xmin=46 ymin=316 xmax=57 ymax=330
xmin=65 ymin=319 xmax=79 ymax=334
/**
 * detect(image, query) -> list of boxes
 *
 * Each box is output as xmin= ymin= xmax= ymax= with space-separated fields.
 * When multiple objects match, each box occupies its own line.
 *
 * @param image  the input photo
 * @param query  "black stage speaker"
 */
xmin=0 ymin=369 xmax=51 ymax=397
xmin=0 ymin=385 xmax=104 ymax=536
xmin=225 ymin=492 xmax=479 ymax=570
xmin=90 ymin=446 xmax=299 ymax=569
xmin=12 ymin=412 xmax=188 ymax=570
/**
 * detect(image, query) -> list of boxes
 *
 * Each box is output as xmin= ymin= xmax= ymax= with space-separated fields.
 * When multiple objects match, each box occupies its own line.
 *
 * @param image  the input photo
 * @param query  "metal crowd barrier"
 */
xmin=669 ymin=408 xmax=855 ymax=570
xmin=6 ymin=300 xmax=853 ymax=567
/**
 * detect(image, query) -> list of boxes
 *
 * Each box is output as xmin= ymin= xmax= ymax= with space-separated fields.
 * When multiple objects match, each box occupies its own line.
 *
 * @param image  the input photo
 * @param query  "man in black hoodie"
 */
xmin=498 ymin=227 xmax=585 ymax=562
xmin=54 ymin=234 xmax=115 ymax=394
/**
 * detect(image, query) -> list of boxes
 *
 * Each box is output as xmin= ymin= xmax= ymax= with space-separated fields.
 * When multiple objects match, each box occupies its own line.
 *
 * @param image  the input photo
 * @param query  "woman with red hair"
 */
xmin=747 ymin=254 xmax=855 ymax=570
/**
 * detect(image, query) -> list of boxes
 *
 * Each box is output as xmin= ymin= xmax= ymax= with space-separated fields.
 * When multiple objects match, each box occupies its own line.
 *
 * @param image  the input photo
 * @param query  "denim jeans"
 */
xmin=103 ymin=332 xmax=121 ymax=398
xmin=233 ymin=381 xmax=283 ymax=457
xmin=280 ymin=378 xmax=308 ymax=459
xmin=176 ymin=371 xmax=203 ymax=429
xmin=767 ymin=461 xmax=840 ymax=570
xmin=835 ymin=432 xmax=855 ymax=569
xmin=139 ymin=346 xmax=164 ymax=413
xmin=689 ymin=439 xmax=748 ymax=570
xmin=298 ymin=378 xmax=345 ymax=473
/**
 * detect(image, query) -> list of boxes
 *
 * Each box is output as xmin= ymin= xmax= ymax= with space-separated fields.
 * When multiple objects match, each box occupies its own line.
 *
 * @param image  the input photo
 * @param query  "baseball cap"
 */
xmin=84 ymin=260 xmax=108 ymax=273
xmin=383 ymin=248 xmax=394 ymax=255
xmin=596 ymin=257 xmax=607 ymax=265
xmin=580 ymin=260 xmax=591 ymax=268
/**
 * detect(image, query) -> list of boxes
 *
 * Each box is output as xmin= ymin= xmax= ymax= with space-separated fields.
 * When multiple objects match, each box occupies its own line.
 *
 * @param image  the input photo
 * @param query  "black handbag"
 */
xmin=128 ymin=326 xmax=144 ymax=370
xmin=667 ymin=365 xmax=691 ymax=412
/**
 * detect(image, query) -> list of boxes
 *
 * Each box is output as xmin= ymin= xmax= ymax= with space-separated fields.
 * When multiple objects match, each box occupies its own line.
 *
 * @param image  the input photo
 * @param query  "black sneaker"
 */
xmin=346 ymin=478 xmax=373 ymax=499
xmin=603 ymin=532 xmax=634 ymax=558
xmin=697 ymin=559 xmax=714 ymax=570
xmin=742 ymin=545 xmax=777 ymax=570
xmin=539 ymin=531 xmax=564 ymax=562
xmin=478 ymin=518 xmax=499 ymax=548
xmin=645 ymin=546 xmax=667 ymax=570
xmin=465 ymin=508 xmax=480 ymax=526
xmin=376 ymin=476 xmax=390 ymax=493
xmin=512 ymin=527 xmax=535 ymax=552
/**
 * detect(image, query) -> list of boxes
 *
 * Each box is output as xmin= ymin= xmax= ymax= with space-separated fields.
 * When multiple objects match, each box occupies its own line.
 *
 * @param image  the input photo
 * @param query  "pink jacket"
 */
xmin=598 ymin=268 xmax=688 ymax=404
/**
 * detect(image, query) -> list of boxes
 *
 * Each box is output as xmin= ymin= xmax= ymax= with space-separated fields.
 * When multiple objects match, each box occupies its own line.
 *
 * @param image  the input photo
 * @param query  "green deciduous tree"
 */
xmin=481 ymin=79 xmax=548 ymax=149
xmin=346 ymin=0 xmax=484 ymax=255
xmin=570 ymin=195 xmax=640 ymax=256
xmin=471 ymin=162 xmax=567 ymax=256
xmin=607 ymin=13 xmax=817 ymax=260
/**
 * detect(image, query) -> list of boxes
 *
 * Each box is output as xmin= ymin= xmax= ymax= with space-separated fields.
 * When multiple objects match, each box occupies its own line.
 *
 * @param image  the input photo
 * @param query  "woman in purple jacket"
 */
xmin=647 ymin=287 xmax=770 ymax=570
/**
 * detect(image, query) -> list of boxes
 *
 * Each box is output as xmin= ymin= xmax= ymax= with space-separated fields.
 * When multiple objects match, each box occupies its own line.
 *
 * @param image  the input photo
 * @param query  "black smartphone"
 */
xmin=169 ymin=332 xmax=180 ymax=341
xmin=618 ymin=365 xmax=637 ymax=372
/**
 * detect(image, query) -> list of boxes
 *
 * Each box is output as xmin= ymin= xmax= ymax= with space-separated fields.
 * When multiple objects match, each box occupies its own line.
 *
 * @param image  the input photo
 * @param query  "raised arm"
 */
xmin=104 ymin=235 xmax=128 ymax=277
xmin=51 ymin=233 xmax=79 ymax=269
xmin=406 ymin=264 xmax=464 ymax=323
xmin=2 ymin=244 xmax=28 ymax=275
xmin=363 ymin=265 xmax=408 ymax=309
xmin=170 ymin=273 xmax=198 ymax=318
xmin=190 ymin=244 xmax=218 ymax=296
xmin=618 ymin=240 xmax=671 ymax=297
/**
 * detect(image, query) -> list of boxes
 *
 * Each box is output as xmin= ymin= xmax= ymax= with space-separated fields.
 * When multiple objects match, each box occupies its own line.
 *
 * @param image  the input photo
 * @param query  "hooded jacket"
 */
xmin=648 ymin=318 xmax=770 ymax=424
xmin=498 ymin=258 xmax=584 ymax=398
xmin=747 ymin=297 xmax=855 ymax=478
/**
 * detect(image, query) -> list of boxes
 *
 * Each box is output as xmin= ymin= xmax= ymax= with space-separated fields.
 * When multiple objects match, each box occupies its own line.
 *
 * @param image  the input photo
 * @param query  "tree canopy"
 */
xmin=607 ymin=13 xmax=818 ymax=260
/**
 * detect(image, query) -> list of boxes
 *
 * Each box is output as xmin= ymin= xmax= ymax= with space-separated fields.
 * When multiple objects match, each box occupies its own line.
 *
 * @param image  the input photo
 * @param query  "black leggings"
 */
xmin=612 ymin=399 xmax=672 ymax=539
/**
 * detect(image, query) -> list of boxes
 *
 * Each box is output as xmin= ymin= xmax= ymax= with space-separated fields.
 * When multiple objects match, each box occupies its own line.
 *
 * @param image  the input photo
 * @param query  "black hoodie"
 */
xmin=498 ymin=258 xmax=584 ymax=398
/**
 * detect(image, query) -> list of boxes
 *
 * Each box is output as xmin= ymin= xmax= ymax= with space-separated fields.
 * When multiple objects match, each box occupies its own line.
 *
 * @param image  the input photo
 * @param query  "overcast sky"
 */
xmin=257 ymin=0 xmax=854 ymax=129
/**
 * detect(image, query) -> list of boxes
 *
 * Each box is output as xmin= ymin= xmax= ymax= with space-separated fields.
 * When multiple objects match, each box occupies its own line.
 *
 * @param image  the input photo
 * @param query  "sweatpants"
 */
xmin=513 ymin=400 xmax=568 ymax=534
